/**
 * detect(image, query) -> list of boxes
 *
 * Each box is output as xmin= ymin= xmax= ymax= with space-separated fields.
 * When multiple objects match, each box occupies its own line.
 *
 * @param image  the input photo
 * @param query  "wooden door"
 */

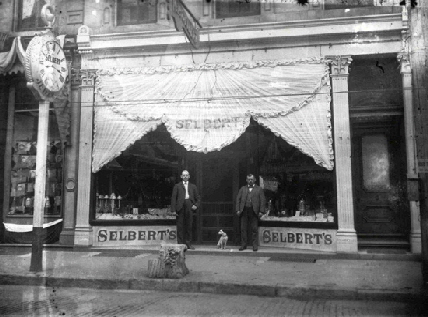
xmin=351 ymin=120 xmax=410 ymax=247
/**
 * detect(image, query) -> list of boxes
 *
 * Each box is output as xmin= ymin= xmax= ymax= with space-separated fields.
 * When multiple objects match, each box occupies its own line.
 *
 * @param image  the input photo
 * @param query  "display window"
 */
xmin=92 ymin=125 xmax=183 ymax=222
xmin=259 ymin=171 xmax=336 ymax=224
xmin=91 ymin=121 xmax=337 ymax=226
xmin=247 ymin=124 xmax=337 ymax=225
xmin=6 ymin=83 xmax=63 ymax=217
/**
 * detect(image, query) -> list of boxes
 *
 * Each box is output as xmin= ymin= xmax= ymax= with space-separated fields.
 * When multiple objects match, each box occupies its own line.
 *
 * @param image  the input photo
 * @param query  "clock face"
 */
xmin=38 ymin=40 xmax=68 ymax=93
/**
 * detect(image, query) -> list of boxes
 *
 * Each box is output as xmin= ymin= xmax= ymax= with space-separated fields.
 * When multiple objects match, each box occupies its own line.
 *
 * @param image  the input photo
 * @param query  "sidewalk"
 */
xmin=0 ymin=245 xmax=426 ymax=301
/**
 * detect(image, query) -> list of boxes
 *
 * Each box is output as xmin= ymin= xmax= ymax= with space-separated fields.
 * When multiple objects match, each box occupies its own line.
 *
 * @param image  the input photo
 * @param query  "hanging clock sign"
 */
xmin=25 ymin=5 xmax=68 ymax=101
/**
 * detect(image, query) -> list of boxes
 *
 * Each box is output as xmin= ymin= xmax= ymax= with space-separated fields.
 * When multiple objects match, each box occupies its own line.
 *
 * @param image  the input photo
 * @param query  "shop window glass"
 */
xmin=93 ymin=125 xmax=182 ymax=221
xmin=257 ymin=131 xmax=336 ymax=224
xmin=8 ymin=85 xmax=63 ymax=216
xmin=117 ymin=0 xmax=158 ymax=25
xmin=18 ymin=0 xmax=47 ymax=31
xmin=362 ymin=134 xmax=390 ymax=191
xmin=215 ymin=0 xmax=260 ymax=19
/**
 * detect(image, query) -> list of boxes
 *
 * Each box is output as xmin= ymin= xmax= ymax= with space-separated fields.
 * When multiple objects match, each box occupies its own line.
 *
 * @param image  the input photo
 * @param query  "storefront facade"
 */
xmin=1 ymin=0 xmax=421 ymax=254
xmin=0 ymin=0 xmax=80 ymax=244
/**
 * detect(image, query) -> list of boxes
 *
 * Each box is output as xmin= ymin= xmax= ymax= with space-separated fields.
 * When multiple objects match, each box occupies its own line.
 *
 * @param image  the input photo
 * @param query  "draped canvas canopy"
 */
xmin=93 ymin=59 xmax=334 ymax=173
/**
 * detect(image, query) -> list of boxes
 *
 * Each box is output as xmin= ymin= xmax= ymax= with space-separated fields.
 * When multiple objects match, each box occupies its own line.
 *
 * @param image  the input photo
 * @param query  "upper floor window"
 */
xmin=18 ymin=0 xmax=47 ymax=31
xmin=117 ymin=0 xmax=158 ymax=25
xmin=215 ymin=1 xmax=260 ymax=19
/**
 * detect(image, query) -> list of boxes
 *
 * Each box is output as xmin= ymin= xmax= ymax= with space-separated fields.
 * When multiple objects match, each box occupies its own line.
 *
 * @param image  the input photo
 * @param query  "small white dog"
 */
xmin=217 ymin=229 xmax=228 ymax=249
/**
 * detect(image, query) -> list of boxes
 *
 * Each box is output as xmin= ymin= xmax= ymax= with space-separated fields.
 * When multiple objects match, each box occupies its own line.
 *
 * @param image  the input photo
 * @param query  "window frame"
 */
xmin=116 ymin=0 xmax=158 ymax=26
xmin=17 ymin=0 xmax=47 ymax=31
xmin=215 ymin=0 xmax=261 ymax=19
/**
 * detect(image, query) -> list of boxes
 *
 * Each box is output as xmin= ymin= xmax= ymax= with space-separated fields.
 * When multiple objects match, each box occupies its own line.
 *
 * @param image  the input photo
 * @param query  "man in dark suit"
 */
xmin=236 ymin=174 xmax=266 ymax=252
xmin=171 ymin=170 xmax=200 ymax=250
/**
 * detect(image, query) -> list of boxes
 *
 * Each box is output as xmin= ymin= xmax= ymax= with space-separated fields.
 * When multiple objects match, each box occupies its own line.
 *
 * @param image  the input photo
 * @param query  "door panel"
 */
xmin=352 ymin=120 xmax=410 ymax=240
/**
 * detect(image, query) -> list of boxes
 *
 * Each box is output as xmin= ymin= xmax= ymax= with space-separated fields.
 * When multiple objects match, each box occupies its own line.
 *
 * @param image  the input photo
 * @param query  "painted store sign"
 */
xmin=259 ymin=227 xmax=337 ymax=252
xmin=93 ymin=226 xmax=177 ymax=247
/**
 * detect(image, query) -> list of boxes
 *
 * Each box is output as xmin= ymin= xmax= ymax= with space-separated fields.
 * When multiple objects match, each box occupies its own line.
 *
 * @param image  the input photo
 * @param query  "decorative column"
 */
xmin=73 ymin=69 xmax=96 ymax=247
xmin=398 ymin=5 xmax=422 ymax=254
xmin=59 ymin=67 xmax=81 ymax=245
xmin=398 ymin=53 xmax=421 ymax=254
xmin=327 ymin=55 xmax=358 ymax=253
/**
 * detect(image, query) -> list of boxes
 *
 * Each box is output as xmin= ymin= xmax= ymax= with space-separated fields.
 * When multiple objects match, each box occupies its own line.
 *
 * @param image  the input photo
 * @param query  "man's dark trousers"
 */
xmin=177 ymin=199 xmax=193 ymax=246
xmin=240 ymin=206 xmax=258 ymax=248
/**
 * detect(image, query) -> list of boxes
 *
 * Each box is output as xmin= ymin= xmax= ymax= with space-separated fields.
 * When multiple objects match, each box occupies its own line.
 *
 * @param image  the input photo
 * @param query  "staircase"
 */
xmin=357 ymin=234 xmax=410 ymax=252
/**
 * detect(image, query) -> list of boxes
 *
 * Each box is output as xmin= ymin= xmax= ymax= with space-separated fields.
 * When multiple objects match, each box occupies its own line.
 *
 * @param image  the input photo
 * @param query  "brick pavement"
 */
xmin=0 ymin=285 xmax=427 ymax=316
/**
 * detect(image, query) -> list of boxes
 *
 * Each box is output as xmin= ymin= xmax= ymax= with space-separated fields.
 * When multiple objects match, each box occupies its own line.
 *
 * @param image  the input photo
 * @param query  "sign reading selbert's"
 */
xmin=93 ymin=226 xmax=177 ymax=247
xmin=259 ymin=227 xmax=337 ymax=252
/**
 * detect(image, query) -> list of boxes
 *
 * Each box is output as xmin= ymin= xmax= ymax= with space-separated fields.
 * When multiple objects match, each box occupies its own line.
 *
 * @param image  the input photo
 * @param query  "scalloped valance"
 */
xmin=93 ymin=59 xmax=334 ymax=173
xmin=0 ymin=37 xmax=26 ymax=75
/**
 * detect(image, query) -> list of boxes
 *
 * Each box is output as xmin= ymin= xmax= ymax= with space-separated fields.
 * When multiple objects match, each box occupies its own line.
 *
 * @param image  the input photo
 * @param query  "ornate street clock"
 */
xmin=25 ymin=5 xmax=68 ymax=101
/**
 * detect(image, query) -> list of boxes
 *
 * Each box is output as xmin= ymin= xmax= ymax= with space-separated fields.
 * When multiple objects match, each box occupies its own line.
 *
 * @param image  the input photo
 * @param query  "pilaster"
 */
xmin=398 ymin=51 xmax=421 ymax=254
xmin=73 ymin=69 xmax=96 ymax=247
xmin=327 ymin=55 xmax=358 ymax=253
xmin=60 ymin=66 xmax=81 ymax=245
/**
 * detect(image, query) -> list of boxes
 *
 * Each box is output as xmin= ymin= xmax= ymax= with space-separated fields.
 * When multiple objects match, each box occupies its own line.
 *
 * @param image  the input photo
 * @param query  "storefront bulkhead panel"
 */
xmin=259 ymin=227 xmax=337 ymax=252
xmin=93 ymin=225 xmax=177 ymax=247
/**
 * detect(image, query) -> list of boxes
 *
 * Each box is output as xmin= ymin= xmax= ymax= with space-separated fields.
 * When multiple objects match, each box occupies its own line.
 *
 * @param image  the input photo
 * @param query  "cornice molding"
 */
xmin=200 ymin=13 xmax=402 ymax=34
xmin=78 ymin=13 xmax=403 ymax=54
xmin=82 ymin=29 xmax=402 ymax=63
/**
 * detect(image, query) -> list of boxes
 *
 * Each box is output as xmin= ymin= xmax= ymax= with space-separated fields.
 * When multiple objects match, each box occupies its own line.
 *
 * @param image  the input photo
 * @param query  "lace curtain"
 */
xmin=93 ymin=59 xmax=333 ymax=173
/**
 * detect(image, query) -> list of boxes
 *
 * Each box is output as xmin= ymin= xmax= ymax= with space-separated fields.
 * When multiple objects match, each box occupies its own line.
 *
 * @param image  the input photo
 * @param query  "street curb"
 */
xmin=1 ymin=273 xmax=426 ymax=302
xmin=0 ymin=245 xmax=421 ymax=262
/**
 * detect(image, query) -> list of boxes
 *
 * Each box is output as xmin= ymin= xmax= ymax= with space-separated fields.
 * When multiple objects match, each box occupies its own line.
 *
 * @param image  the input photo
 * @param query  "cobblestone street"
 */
xmin=0 ymin=285 xmax=426 ymax=316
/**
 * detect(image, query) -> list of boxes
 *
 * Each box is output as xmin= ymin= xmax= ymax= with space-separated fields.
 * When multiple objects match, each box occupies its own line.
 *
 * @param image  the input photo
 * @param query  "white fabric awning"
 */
xmin=3 ymin=219 xmax=63 ymax=233
xmin=0 ymin=37 xmax=26 ymax=75
xmin=93 ymin=59 xmax=333 ymax=173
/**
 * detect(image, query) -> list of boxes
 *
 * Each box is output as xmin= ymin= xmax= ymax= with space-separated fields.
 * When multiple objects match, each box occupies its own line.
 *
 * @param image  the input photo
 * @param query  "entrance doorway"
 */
xmin=351 ymin=118 xmax=410 ymax=249
xmin=188 ymin=151 xmax=239 ymax=244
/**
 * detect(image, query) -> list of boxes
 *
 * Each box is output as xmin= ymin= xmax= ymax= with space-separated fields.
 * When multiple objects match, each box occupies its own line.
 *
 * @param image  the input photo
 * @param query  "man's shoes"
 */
xmin=187 ymin=245 xmax=195 ymax=250
xmin=239 ymin=246 xmax=246 ymax=251
xmin=253 ymin=247 xmax=258 ymax=252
